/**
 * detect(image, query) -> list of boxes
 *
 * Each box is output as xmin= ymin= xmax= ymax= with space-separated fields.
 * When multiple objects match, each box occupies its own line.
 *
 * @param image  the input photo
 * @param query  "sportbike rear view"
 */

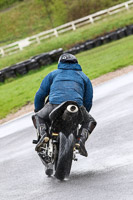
xmin=32 ymin=101 xmax=89 ymax=180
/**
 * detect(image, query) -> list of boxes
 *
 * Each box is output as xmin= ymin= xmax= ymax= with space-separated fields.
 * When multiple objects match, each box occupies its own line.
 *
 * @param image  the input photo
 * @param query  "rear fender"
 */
xmin=49 ymin=101 xmax=79 ymax=122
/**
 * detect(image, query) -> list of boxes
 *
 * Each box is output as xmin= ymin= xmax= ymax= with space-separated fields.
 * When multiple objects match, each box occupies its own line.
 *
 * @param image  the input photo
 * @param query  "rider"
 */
xmin=33 ymin=53 xmax=97 ymax=157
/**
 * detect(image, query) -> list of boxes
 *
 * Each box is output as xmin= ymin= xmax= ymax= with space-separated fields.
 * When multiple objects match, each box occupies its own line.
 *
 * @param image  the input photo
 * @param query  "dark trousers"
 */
xmin=36 ymin=103 xmax=97 ymax=134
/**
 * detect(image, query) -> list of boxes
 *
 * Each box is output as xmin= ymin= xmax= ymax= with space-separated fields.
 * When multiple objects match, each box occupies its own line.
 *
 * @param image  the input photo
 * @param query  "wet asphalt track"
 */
xmin=0 ymin=71 xmax=133 ymax=200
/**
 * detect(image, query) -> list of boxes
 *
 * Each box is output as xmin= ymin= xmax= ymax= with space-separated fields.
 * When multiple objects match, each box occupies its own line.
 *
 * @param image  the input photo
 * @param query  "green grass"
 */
xmin=0 ymin=0 xmax=21 ymax=10
xmin=0 ymin=0 xmax=51 ymax=45
xmin=0 ymin=0 xmax=128 ymax=46
xmin=0 ymin=35 xmax=133 ymax=119
xmin=0 ymin=6 xmax=133 ymax=70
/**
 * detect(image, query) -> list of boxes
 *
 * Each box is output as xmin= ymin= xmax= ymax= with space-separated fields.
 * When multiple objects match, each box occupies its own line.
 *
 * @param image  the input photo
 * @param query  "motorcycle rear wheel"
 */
xmin=54 ymin=132 xmax=75 ymax=180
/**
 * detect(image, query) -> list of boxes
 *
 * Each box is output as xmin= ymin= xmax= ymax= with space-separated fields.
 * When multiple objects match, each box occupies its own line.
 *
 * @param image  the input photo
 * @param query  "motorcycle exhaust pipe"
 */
xmin=67 ymin=105 xmax=78 ymax=113
xmin=62 ymin=105 xmax=78 ymax=121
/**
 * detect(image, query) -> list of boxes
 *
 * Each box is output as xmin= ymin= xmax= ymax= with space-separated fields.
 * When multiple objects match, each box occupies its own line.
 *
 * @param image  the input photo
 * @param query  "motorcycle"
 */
xmin=32 ymin=101 xmax=84 ymax=180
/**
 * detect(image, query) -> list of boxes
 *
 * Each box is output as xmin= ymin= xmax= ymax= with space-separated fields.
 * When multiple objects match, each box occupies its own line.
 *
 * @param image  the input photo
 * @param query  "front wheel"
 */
xmin=54 ymin=132 xmax=75 ymax=180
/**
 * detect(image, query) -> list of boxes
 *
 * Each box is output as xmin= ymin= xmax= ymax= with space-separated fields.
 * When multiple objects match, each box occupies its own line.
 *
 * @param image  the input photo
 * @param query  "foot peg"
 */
xmin=32 ymin=140 xmax=38 ymax=144
xmin=75 ymin=143 xmax=80 ymax=149
xmin=44 ymin=137 xmax=49 ymax=143
xmin=35 ymin=136 xmax=49 ymax=151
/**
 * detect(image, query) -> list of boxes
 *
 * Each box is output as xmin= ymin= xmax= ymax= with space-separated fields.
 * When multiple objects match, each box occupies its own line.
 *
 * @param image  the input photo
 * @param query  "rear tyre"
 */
xmin=55 ymin=133 xmax=75 ymax=180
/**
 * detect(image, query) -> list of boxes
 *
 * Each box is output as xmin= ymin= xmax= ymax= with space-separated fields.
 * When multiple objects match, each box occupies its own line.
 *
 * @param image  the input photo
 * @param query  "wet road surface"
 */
xmin=0 ymin=71 xmax=133 ymax=200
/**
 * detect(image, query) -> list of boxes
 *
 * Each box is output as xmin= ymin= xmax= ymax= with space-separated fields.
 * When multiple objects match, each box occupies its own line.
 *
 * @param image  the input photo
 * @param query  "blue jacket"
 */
xmin=34 ymin=62 xmax=93 ymax=112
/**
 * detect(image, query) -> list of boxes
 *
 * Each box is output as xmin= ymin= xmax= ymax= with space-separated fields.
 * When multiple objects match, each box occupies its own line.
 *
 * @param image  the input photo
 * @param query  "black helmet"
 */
xmin=58 ymin=53 xmax=78 ymax=63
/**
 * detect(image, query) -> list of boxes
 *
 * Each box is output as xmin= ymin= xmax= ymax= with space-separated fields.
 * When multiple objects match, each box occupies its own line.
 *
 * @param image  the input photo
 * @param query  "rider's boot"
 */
xmin=76 ymin=128 xmax=89 ymax=157
xmin=32 ymin=114 xmax=49 ymax=152
xmin=76 ymin=116 xmax=97 ymax=157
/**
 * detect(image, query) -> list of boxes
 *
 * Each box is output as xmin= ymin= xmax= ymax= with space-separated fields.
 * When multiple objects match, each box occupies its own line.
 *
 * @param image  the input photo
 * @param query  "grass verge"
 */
xmin=0 ymin=7 xmax=133 ymax=70
xmin=0 ymin=35 xmax=133 ymax=119
xmin=0 ymin=0 xmax=129 ymax=45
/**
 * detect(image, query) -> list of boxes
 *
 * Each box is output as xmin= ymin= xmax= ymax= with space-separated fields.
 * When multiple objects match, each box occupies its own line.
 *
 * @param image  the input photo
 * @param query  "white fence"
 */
xmin=0 ymin=0 xmax=133 ymax=57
